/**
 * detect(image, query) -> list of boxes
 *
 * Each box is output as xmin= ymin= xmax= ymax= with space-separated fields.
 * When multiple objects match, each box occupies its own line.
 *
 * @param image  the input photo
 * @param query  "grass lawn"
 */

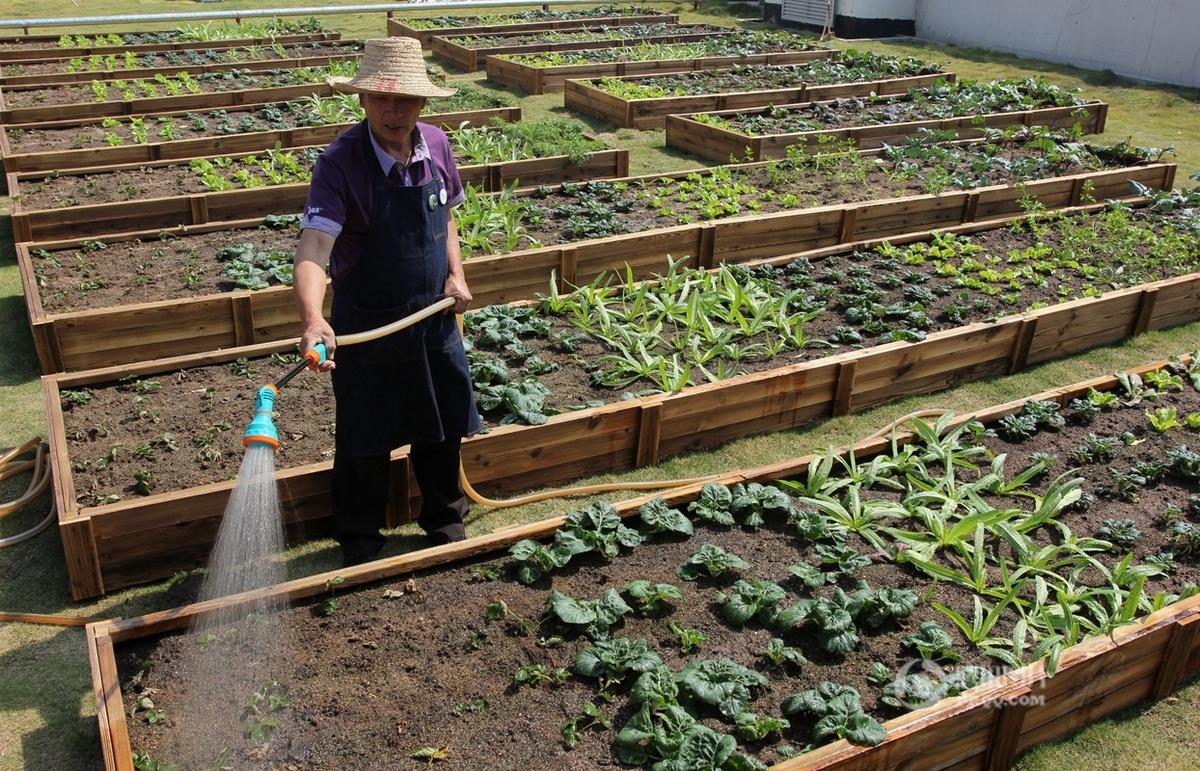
xmin=1 ymin=2 xmax=1199 ymax=769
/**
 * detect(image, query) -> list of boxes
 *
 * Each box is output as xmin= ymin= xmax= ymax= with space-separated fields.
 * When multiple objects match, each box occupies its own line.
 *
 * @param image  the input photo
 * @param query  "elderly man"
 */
xmin=295 ymin=38 xmax=480 ymax=565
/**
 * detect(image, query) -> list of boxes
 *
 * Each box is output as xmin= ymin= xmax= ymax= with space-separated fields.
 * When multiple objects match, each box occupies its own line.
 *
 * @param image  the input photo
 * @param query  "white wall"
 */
xmin=839 ymin=0 xmax=916 ymax=20
xmin=913 ymin=0 xmax=1200 ymax=88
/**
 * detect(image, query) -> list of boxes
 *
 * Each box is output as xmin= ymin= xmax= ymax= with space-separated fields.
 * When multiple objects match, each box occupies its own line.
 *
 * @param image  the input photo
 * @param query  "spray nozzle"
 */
xmin=243 ymin=385 xmax=280 ymax=450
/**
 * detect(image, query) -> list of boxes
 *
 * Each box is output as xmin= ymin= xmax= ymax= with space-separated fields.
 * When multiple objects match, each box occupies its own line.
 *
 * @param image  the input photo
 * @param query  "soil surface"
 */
xmin=117 ymin=384 xmax=1200 ymax=768
xmin=407 ymin=7 xmax=668 ymax=30
xmin=0 ymin=41 xmax=353 ymax=77
xmin=704 ymin=91 xmax=1088 ymax=136
xmin=2 ymin=66 xmax=332 ymax=108
xmin=593 ymin=59 xmax=939 ymax=97
xmin=55 ymin=203 xmax=1200 ymax=506
xmin=452 ymin=23 xmax=727 ymax=49
xmin=29 ymin=135 xmax=1146 ymax=311
xmin=16 ymin=147 xmax=322 ymax=211
xmin=4 ymin=88 xmax=508 ymax=153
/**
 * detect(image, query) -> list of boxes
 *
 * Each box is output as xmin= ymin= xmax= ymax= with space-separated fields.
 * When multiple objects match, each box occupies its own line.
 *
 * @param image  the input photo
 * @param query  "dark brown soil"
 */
xmin=56 ymin=204 xmax=1199 ymax=505
xmin=455 ymin=23 xmax=726 ymax=49
xmin=1 ymin=41 xmax=352 ymax=77
xmin=29 ymin=138 xmax=1146 ymax=312
xmin=16 ymin=147 xmax=320 ymax=211
xmin=2 ymin=67 xmax=326 ymax=108
xmin=117 ymin=386 xmax=1200 ymax=768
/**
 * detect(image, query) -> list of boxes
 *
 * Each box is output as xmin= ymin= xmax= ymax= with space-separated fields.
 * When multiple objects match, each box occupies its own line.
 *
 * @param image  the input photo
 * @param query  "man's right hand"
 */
xmin=301 ymin=319 xmax=337 ymax=371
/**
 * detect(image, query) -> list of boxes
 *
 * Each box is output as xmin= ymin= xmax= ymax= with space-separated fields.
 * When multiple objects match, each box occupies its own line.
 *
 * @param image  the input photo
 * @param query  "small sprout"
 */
xmin=1146 ymin=407 xmax=1182 ymax=432
xmin=409 ymin=746 xmax=450 ymax=766
xmin=1096 ymin=518 xmax=1141 ymax=548
xmin=763 ymin=638 xmax=806 ymax=670
xmin=320 ymin=575 xmax=344 ymax=616
xmin=451 ymin=699 xmax=486 ymax=716
xmin=867 ymin=661 xmax=893 ymax=686
xmin=484 ymin=599 xmax=535 ymax=636
xmin=513 ymin=663 xmax=570 ymax=687
xmin=669 ymin=621 xmax=706 ymax=654
xmin=901 ymin=621 xmax=960 ymax=662
xmin=468 ymin=564 xmax=503 ymax=582
xmin=561 ymin=703 xmax=611 ymax=749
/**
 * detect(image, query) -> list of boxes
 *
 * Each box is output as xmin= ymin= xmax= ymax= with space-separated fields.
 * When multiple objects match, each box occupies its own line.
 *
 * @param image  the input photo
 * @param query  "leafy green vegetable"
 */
xmin=575 ymin=637 xmax=664 ymax=690
xmin=625 ymin=580 xmax=683 ymax=616
xmin=688 ymin=483 xmax=736 ymax=526
xmin=507 ymin=539 xmax=571 ymax=584
xmin=677 ymin=544 xmax=751 ymax=580
xmin=781 ymin=681 xmax=885 ymax=746
xmin=675 ymin=658 xmax=768 ymax=718
xmin=544 ymin=588 xmax=632 ymax=640
xmin=901 ymin=621 xmax=961 ymax=662
xmin=715 ymin=579 xmax=787 ymax=626
xmin=639 ymin=497 xmax=694 ymax=536
xmin=556 ymin=501 xmax=645 ymax=558
xmin=763 ymin=638 xmax=807 ymax=670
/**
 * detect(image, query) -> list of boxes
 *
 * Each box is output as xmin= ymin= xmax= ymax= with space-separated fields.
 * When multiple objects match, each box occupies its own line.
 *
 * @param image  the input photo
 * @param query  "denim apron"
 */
xmin=330 ymin=126 xmax=481 ymax=457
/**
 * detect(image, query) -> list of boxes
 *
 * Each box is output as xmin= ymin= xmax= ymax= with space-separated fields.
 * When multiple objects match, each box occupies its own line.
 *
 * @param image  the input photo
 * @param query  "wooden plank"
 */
xmin=1152 ymin=613 xmax=1200 ymax=699
xmin=833 ymin=360 xmax=856 ymax=416
xmin=1007 ymin=318 xmax=1038 ymax=374
xmin=94 ymin=631 xmax=134 ymax=771
xmin=60 ymin=517 xmax=104 ymax=601
xmin=635 ymin=402 xmax=664 ymax=467
xmin=230 ymin=293 xmax=255 ymax=348
xmin=984 ymin=700 xmax=1033 ymax=771
xmin=1133 ymin=287 xmax=1159 ymax=335
xmin=0 ymin=32 xmax=339 ymax=63
xmin=85 ymin=625 xmax=118 ymax=771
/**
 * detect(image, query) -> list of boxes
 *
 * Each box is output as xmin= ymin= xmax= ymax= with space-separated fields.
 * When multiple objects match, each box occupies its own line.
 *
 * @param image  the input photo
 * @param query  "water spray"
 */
xmin=241 ymin=297 xmax=726 ymax=510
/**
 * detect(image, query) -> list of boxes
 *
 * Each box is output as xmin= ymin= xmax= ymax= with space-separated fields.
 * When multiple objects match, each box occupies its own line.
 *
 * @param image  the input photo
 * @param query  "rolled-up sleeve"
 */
xmin=439 ymin=136 xmax=465 ymax=208
xmin=301 ymin=153 xmax=348 ymax=236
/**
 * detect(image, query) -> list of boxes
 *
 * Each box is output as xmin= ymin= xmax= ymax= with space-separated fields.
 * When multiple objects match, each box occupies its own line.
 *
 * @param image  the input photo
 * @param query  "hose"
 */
xmin=459 ymin=408 xmax=962 ymax=511
xmin=0 ymin=438 xmax=56 ymax=549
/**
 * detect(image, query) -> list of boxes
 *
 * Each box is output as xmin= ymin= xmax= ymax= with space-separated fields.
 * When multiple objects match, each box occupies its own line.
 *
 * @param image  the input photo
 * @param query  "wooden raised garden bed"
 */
xmin=0 ymin=73 xmax=338 ymax=125
xmin=430 ymin=24 xmax=736 ymax=72
xmin=487 ymin=48 xmax=834 ymax=95
xmin=387 ymin=9 xmax=679 ymax=46
xmin=0 ymin=50 xmax=358 ymax=108
xmin=566 ymin=70 xmax=951 ymax=130
xmin=83 ymin=354 xmax=1200 ymax=768
xmin=0 ymin=104 xmax=520 ymax=175
xmin=6 ymin=138 xmax=626 ymax=243
xmin=0 ymin=31 xmax=340 ymax=63
xmin=44 ymin=193 xmax=1200 ymax=598
xmin=14 ymin=149 xmax=1175 ymax=371
xmin=667 ymin=99 xmax=1109 ymax=163
xmin=0 ymin=40 xmax=362 ymax=87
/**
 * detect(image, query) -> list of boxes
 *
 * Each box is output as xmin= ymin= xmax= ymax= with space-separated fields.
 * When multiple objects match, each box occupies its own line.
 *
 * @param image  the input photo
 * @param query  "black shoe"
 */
xmin=423 ymin=521 xmax=466 ymax=546
xmin=341 ymin=538 xmax=384 ymax=567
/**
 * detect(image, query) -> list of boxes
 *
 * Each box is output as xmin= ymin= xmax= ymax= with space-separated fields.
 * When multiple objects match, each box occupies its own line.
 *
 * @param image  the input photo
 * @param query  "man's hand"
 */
xmin=301 ymin=318 xmax=337 ymax=371
xmin=444 ymin=271 xmax=473 ymax=315
xmin=295 ymin=228 xmax=337 ymax=371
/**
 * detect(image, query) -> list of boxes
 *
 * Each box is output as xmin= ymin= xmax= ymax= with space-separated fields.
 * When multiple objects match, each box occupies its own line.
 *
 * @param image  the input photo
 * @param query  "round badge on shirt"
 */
xmin=427 ymin=193 xmax=437 ymax=211
xmin=439 ymin=188 xmax=448 ymax=205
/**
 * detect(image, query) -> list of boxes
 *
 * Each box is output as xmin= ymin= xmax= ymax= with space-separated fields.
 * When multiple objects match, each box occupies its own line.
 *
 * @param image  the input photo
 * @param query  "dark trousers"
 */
xmin=331 ymin=434 xmax=468 ymax=558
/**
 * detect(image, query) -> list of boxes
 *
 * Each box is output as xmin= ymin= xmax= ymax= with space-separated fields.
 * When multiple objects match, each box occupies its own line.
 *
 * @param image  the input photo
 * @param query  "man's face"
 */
xmin=361 ymin=92 xmax=426 ymax=145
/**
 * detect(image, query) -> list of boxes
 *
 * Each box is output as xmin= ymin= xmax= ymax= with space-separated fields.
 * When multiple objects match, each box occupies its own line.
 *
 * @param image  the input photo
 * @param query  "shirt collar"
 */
xmin=367 ymin=122 xmax=429 ymax=175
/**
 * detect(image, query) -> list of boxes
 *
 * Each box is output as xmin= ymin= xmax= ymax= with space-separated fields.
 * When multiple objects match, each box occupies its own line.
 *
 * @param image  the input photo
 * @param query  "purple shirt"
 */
xmin=301 ymin=120 xmax=464 ymax=283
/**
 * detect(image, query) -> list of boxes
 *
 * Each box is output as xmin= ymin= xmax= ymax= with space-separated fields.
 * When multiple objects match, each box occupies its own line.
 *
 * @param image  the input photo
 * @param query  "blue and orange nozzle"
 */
xmin=242 ymin=344 xmax=329 ymax=450
xmin=243 ymin=385 xmax=280 ymax=449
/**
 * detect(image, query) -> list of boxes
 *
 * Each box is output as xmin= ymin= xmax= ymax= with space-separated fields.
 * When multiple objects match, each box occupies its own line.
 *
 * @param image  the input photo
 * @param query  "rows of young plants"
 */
xmin=120 ymin=361 xmax=1200 ymax=768
xmin=26 ymin=128 xmax=1173 ymax=312
xmin=687 ymin=77 xmax=1089 ymax=136
xmin=52 ymin=189 xmax=1200 ymax=500
xmin=591 ymin=53 xmax=940 ymax=100
xmin=3 ymin=88 xmax=511 ymax=154
xmin=15 ymin=117 xmax=606 ymax=211
xmin=1 ymin=40 xmax=354 ymax=77
xmin=455 ymin=127 xmax=1162 ymax=256
xmin=405 ymin=4 xmax=661 ymax=30
xmin=0 ymin=18 xmax=328 ymax=51
xmin=493 ymin=29 xmax=822 ymax=66
xmin=3 ymin=60 xmax=358 ymax=108
xmin=446 ymin=22 xmax=728 ymax=49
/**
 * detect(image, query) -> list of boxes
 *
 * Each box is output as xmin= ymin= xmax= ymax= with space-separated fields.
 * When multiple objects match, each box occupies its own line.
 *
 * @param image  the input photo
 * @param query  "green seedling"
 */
xmin=320 ymin=575 xmax=344 ymax=616
xmin=484 ymin=600 xmax=535 ymax=636
xmin=669 ymin=621 xmax=706 ymax=653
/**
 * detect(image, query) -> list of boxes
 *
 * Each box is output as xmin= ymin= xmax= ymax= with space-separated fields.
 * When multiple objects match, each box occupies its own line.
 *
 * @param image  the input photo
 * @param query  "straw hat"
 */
xmin=329 ymin=37 xmax=456 ymax=98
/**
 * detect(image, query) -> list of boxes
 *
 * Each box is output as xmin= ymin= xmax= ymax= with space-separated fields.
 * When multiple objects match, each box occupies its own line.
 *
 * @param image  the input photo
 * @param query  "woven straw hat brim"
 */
xmin=328 ymin=75 xmax=456 ymax=98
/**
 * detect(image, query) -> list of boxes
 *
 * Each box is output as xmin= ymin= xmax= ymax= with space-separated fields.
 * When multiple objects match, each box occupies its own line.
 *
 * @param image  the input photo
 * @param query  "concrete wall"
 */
xmin=914 ymin=0 xmax=1200 ymax=88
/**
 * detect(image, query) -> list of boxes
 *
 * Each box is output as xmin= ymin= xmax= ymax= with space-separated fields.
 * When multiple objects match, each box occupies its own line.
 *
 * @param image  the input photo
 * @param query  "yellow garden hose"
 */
xmin=0 ymin=438 xmax=55 ymax=550
xmin=459 ymin=408 xmax=962 ymax=511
